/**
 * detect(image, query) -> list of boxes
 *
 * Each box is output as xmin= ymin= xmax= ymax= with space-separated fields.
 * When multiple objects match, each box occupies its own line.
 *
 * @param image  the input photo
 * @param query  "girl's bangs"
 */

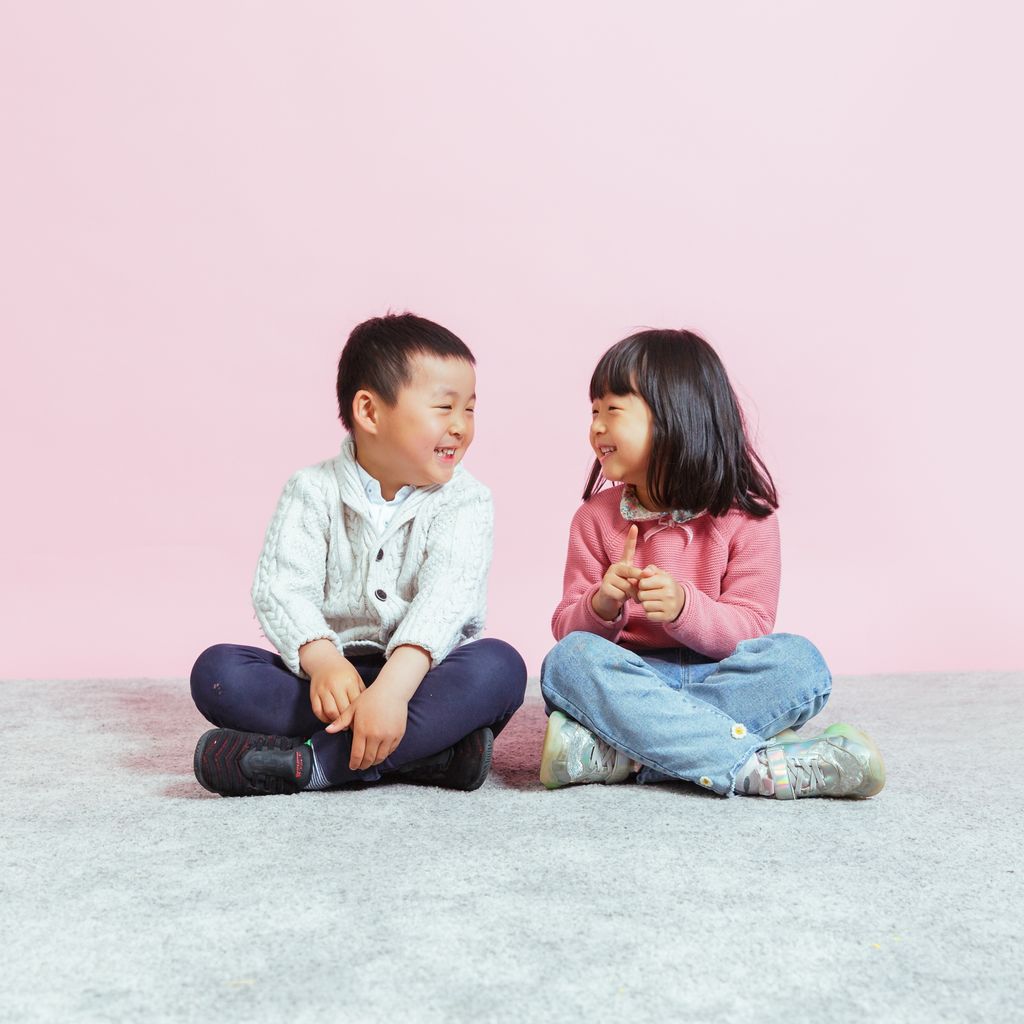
xmin=588 ymin=343 xmax=643 ymax=401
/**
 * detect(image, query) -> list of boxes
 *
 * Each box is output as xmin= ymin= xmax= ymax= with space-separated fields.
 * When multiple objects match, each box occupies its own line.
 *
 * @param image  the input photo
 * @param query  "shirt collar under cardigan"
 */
xmin=353 ymin=454 xmax=416 ymax=508
xmin=618 ymin=484 xmax=706 ymax=540
xmin=333 ymin=436 xmax=453 ymax=542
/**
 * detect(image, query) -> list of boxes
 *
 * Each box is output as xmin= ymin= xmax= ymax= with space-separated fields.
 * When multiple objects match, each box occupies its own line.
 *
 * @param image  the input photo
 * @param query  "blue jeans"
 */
xmin=540 ymin=632 xmax=831 ymax=795
xmin=191 ymin=639 xmax=527 ymax=787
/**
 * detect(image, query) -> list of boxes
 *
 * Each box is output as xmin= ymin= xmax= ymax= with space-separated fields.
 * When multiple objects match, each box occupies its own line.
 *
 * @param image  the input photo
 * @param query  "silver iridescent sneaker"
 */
xmin=759 ymin=723 xmax=886 ymax=799
xmin=540 ymin=711 xmax=633 ymax=790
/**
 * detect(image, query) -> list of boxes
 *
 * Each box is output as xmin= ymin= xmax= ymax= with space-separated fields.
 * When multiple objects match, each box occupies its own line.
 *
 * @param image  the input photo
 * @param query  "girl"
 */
xmin=539 ymin=329 xmax=885 ymax=800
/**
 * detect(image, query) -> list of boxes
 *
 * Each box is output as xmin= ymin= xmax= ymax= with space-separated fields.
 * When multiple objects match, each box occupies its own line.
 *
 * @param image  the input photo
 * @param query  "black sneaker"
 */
xmin=389 ymin=726 xmax=494 ymax=792
xmin=193 ymin=729 xmax=312 ymax=797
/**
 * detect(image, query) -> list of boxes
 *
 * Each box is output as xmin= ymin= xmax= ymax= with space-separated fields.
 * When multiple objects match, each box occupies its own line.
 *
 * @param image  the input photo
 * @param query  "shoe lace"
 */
xmin=786 ymin=754 xmax=829 ymax=795
xmin=587 ymin=738 xmax=618 ymax=774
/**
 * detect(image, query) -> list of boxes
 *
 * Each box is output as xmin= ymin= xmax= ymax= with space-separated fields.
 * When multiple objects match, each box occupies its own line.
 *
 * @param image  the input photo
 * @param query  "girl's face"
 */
xmin=590 ymin=391 xmax=654 ymax=491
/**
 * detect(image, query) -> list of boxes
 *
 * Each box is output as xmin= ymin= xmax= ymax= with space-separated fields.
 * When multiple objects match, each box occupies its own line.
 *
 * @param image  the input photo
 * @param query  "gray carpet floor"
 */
xmin=2 ymin=671 xmax=1022 ymax=1023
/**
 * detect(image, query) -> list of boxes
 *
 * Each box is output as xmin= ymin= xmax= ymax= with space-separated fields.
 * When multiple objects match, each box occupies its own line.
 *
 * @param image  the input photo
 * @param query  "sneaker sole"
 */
xmin=539 ymin=711 xmax=569 ymax=790
xmin=193 ymin=729 xmax=220 ymax=794
xmin=463 ymin=727 xmax=494 ymax=792
xmin=824 ymin=723 xmax=887 ymax=797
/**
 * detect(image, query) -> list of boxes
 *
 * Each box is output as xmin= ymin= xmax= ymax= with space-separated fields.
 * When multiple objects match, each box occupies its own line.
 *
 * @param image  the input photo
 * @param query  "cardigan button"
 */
xmin=376 ymin=548 xmax=384 ymax=561
xmin=374 ymin=588 xmax=387 ymax=601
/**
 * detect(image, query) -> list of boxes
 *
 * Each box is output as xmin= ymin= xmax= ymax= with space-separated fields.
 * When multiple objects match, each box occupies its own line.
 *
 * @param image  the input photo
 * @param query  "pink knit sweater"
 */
xmin=551 ymin=485 xmax=781 ymax=660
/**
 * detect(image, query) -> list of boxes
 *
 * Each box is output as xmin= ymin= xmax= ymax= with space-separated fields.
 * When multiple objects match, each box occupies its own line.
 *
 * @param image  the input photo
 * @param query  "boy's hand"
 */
xmin=309 ymin=660 xmax=365 ymax=726
xmin=592 ymin=524 xmax=642 ymax=622
xmin=329 ymin=685 xmax=409 ymax=770
xmin=637 ymin=564 xmax=686 ymax=622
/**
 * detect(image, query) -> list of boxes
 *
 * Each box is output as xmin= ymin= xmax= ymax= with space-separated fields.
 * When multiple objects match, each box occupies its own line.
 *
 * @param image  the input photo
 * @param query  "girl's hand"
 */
xmin=637 ymin=564 xmax=686 ymax=622
xmin=309 ymin=659 xmax=365 ymax=726
xmin=592 ymin=524 xmax=642 ymax=622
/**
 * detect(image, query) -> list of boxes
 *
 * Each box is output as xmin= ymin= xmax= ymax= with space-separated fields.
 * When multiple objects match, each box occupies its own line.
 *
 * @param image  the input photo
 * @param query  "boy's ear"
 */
xmin=351 ymin=389 xmax=381 ymax=435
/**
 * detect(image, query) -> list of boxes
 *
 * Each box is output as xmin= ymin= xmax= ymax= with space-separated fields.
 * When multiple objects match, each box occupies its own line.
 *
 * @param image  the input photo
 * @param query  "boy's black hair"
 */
xmin=583 ymin=329 xmax=779 ymax=518
xmin=336 ymin=313 xmax=475 ymax=431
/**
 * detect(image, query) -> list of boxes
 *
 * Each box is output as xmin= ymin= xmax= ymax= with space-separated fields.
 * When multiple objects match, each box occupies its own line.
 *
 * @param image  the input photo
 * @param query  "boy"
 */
xmin=189 ymin=313 xmax=527 ymax=796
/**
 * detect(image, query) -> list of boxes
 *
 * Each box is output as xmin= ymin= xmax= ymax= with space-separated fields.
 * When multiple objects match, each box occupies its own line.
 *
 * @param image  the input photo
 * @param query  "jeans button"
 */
xmin=374 ymin=588 xmax=387 ymax=601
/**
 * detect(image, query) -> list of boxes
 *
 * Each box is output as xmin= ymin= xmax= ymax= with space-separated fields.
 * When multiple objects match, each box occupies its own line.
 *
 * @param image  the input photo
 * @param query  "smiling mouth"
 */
xmin=434 ymin=447 xmax=458 ymax=460
xmin=597 ymin=445 xmax=617 ymax=459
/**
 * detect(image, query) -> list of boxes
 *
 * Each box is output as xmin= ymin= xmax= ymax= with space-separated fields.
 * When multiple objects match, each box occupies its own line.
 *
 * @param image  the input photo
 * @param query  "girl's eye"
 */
xmin=436 ymin=406 xmax=453 ymax=411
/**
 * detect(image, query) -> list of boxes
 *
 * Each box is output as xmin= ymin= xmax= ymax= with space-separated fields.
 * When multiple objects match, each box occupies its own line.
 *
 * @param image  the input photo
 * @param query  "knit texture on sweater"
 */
xmin=252 ymin=437 xmax=493 ymax=676
xmin=551 ymin=484 xmax=780 ymax=659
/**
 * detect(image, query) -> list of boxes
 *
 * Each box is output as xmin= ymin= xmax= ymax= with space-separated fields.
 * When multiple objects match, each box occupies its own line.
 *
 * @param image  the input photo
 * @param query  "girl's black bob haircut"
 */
xmin=336 ymin=313 xmax=475 ymax=431
xmin=584 ymin=329 xmax=778 ymax=518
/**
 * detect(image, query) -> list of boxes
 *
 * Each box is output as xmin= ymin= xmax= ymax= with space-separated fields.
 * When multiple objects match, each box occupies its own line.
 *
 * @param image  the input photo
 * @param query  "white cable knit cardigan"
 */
xmin=252 ymin=436 xmax=494 ymax=677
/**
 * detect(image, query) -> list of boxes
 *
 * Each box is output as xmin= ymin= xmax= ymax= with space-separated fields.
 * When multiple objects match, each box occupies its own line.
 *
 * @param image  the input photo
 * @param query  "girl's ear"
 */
xmin=351 ymin=389 xmax=381 ymax=435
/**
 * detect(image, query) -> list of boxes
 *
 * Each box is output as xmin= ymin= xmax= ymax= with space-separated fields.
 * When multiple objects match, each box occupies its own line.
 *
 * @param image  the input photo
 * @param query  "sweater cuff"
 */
xmin=282 ymin=630 xmax=341 ymax=679
xmin=579 ymin=583 xmax=627 ymax=640
xmin=385 ymin=634 xmax=445 ymax=670
xmin=661 ymin=581 xmax=696 ymax=642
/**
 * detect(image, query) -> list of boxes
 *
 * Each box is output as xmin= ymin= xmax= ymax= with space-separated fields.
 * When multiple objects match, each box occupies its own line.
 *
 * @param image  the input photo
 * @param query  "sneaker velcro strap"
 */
xmin=766 ymin=745 xmax=795 ymax=800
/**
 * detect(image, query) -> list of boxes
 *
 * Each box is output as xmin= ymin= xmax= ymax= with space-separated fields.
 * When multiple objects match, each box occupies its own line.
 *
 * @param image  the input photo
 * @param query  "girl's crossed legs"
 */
xmin=540 ymin=631 xmax=831 ymax=795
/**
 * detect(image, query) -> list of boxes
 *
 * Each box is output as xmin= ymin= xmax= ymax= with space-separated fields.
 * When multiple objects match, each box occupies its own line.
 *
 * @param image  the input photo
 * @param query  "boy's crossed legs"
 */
xmin=190 ymin=638 xmax=527 ymax=795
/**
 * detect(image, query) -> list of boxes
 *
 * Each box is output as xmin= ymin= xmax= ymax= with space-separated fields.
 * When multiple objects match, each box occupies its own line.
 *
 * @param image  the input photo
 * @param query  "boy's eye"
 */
xmin=436 ymin=406 xmax=453 ymax=410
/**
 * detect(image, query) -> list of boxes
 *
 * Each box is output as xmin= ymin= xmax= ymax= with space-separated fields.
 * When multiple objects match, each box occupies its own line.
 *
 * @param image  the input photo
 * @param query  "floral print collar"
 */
xmin=619 ymin=485 xmax=702 ymax=527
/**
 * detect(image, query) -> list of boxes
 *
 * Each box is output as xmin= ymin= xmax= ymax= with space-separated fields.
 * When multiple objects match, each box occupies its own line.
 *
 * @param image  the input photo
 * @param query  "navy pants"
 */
xmin=190 ymin=639 xmax=527 ymax=787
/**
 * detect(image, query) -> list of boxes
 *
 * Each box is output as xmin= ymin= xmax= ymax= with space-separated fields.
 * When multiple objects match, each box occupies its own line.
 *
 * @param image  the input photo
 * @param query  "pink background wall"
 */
xmin=2 ymin=2 xmax=1021 ymax=679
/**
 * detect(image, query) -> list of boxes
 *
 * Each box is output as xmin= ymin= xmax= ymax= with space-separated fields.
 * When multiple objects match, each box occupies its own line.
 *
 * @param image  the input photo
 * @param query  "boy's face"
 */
xmin=373 ymin=354 xmax=477 ymax=489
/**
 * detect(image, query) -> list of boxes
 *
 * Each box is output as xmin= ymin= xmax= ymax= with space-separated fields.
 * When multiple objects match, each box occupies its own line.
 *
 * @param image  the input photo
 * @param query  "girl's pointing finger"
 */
xmin=620 ymin=524 xmax=639 ymax=565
